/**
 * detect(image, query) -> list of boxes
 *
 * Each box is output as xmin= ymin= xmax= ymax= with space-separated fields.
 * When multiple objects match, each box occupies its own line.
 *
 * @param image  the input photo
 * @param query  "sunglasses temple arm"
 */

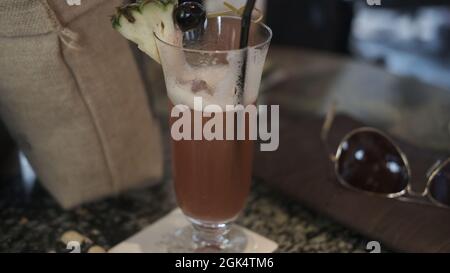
xmin=426 ymin=160 xmax=444 ymax=179
xmin=420 ymin=159 xmax=449 ymax=197
xmin=321 ymin=102 xmax=338 ymax=162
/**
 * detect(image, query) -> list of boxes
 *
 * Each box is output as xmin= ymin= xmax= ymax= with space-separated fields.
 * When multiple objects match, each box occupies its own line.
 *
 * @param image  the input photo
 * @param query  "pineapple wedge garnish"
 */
xmin=111 ymin=0 xmax=177 ymax=63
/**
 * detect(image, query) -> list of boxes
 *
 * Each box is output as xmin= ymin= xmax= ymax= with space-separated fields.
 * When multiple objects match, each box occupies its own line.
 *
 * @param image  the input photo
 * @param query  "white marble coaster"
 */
xmin=109 ymin=208 xmax=278 ymax=253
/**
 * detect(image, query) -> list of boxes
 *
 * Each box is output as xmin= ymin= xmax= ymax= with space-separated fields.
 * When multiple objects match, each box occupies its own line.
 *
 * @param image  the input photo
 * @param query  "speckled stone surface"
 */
xmin=0 ymin=48 xmax=380 ymax=253
xmin=0 ymin=172 xmax=370 ymax=253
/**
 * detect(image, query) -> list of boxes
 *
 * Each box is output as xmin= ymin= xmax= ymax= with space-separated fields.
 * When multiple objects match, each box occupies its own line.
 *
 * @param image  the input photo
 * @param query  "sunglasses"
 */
xmin=321 ymin=104 xmax=450 ymax=208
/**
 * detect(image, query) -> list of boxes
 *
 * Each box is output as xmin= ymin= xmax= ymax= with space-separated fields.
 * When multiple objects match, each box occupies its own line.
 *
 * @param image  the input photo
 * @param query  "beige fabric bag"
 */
xmin=0 ymin=0 xmax=163 ymax=208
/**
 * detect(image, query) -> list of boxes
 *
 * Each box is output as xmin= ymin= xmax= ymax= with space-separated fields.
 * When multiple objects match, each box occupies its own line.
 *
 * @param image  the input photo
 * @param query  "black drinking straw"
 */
xmin=237 ymin=0 xmax=256 ymax=104
xmin=239 ymin=0 xmax=256 ymax=49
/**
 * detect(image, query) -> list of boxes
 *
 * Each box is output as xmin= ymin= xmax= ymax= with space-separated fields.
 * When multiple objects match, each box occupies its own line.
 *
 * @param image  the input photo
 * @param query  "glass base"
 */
xmin=166 ymin=221 xmax=248 ymax=253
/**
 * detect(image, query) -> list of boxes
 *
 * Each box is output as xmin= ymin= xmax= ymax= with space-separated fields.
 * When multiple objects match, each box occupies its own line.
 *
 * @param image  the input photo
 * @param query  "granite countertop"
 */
xmin=0 ymin=47 xmax=379 ymax=253
xmin=2 ymin=45 xmax=449 ymax=253
xmin=0 ymin=173 xmax=369 ymax=253
xmin=0 ymin=116 xmax=370 ymax=253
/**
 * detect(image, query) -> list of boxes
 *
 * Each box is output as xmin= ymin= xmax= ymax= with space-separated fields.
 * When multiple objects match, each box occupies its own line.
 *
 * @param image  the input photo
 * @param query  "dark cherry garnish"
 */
xmin=173 ymin=1 xmax=206 ymax=32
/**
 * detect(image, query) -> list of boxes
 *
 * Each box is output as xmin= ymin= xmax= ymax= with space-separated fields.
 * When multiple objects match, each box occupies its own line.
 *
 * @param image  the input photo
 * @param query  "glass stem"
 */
xmin=190 ymin=218 xmax=231 ymax=248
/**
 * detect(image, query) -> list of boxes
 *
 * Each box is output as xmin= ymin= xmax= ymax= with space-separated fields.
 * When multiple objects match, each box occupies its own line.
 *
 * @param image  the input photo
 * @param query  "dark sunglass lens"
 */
xmin=429 ymin=161 xmax=450 ymax=207
xmin=336 ymin=130 xmax=409 ymax=194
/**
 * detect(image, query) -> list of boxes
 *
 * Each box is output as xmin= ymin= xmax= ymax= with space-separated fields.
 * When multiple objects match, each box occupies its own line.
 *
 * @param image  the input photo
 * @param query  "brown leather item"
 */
xmin=254 ymin=109 xmax=450 ymax=253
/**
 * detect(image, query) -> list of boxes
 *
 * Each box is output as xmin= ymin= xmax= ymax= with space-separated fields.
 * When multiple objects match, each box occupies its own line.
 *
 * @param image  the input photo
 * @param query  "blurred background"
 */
xmin=183 ymin=0 xmax=450 ymax=88
xmin=262 ymin=0 xmax=450 ymax=89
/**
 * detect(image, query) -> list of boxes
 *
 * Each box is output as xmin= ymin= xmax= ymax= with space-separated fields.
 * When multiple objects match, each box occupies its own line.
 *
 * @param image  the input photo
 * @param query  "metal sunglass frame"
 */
xmin=320 ymin=103 xmax=450 ymax=209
